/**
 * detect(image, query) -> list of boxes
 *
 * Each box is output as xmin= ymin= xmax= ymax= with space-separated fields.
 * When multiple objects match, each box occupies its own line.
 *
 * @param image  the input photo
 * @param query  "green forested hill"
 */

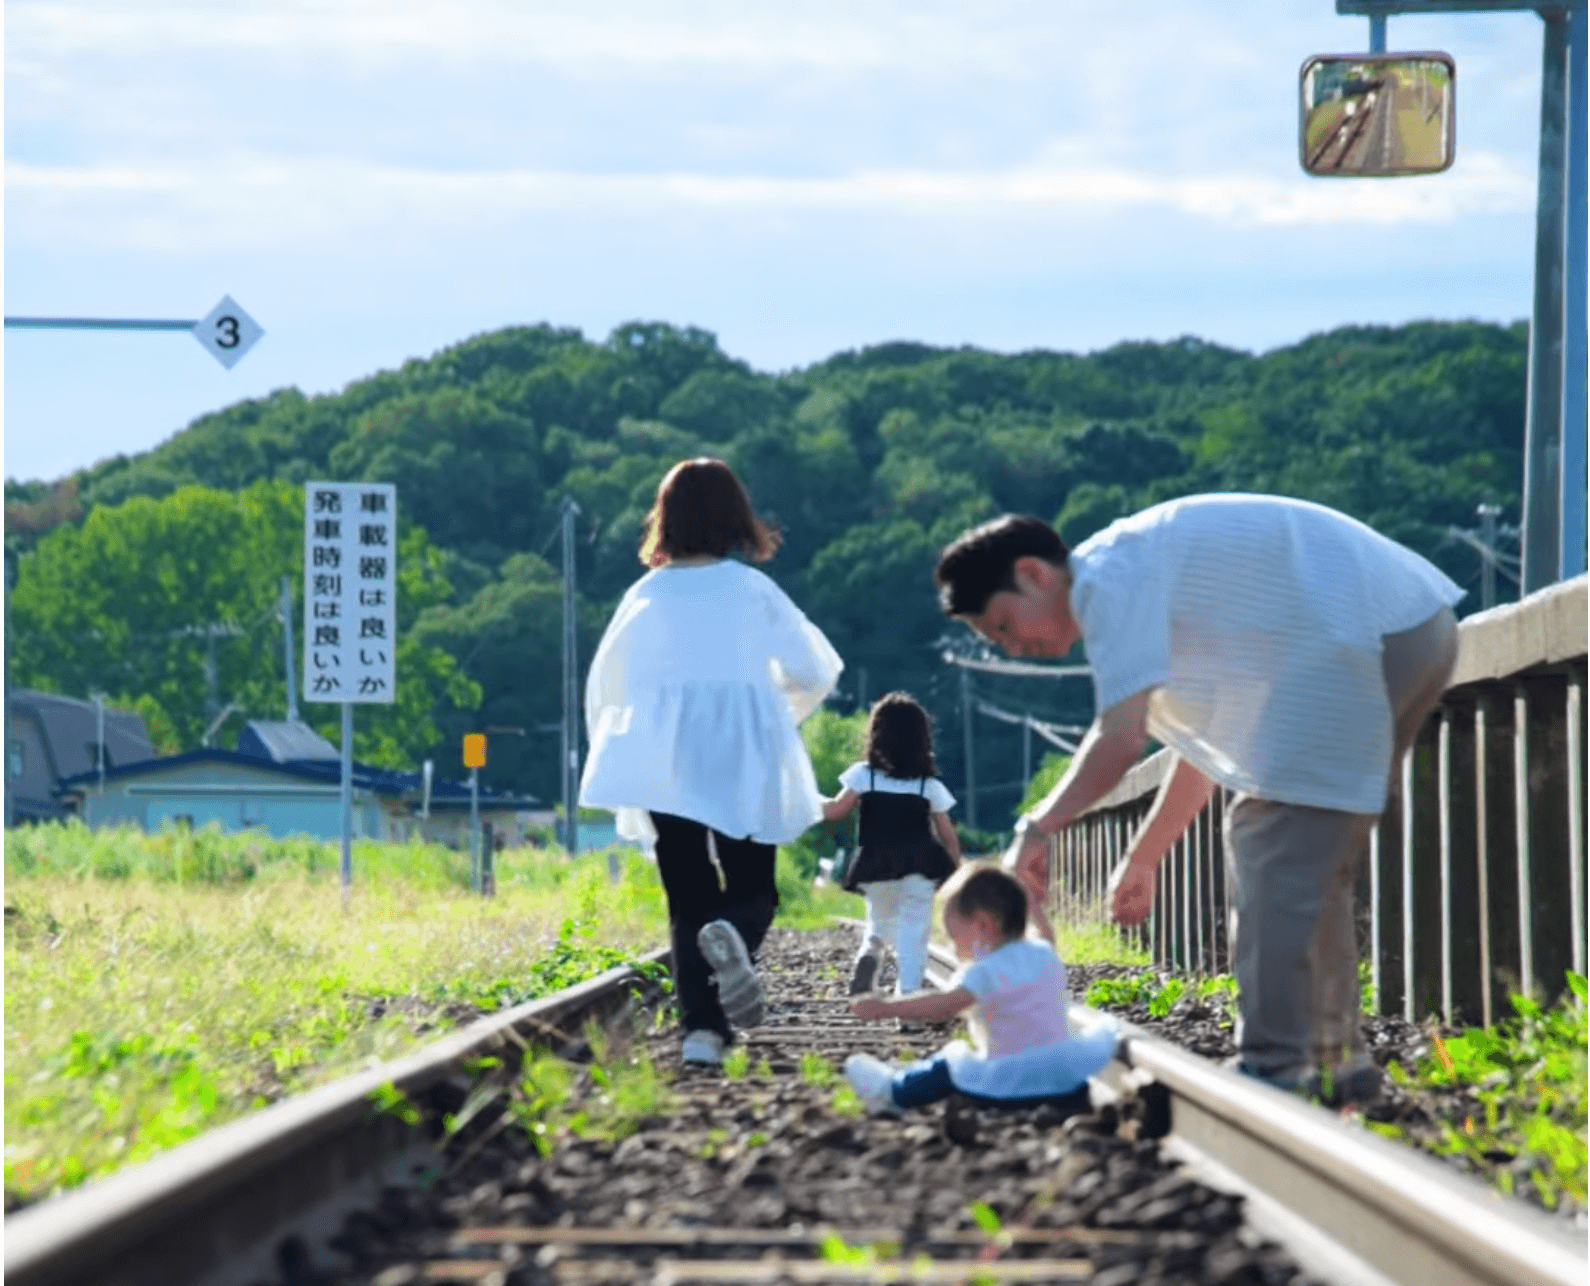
xmin=5 ymin=318 xmax=1527 ymax=823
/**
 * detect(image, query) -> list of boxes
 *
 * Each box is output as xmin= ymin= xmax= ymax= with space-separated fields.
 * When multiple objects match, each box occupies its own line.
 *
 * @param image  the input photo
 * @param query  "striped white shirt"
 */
xmin=1069 ymin=494 xmax=1464 ymax=813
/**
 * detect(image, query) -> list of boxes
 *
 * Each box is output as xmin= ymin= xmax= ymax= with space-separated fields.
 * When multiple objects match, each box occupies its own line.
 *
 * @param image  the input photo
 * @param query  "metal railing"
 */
xmin=1049 ymin=575 xmax=1589 ymax=1022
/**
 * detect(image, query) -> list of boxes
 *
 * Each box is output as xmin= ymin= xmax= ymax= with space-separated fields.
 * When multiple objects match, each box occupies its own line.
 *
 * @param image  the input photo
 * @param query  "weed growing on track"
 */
xmin=1372 ymin=973 xmax=1588 ymax=1212
xmin=1085 ymin=972 xmax=1236 ymax=1022
xmin=831 ymin=1084 xmax=865 ymax=1117
xmin=4 ymin=823 xmax=671 ymax=1209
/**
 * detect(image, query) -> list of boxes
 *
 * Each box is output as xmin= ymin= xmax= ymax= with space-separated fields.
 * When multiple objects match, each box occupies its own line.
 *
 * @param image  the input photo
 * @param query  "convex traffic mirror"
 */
xmin=1299 ymin=53 xmax=1455 ymax=177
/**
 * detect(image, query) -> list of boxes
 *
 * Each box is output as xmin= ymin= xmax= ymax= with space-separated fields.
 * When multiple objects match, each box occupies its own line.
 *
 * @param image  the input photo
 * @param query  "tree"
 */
xmin=9 ymin=481 xmax=478 ymax=766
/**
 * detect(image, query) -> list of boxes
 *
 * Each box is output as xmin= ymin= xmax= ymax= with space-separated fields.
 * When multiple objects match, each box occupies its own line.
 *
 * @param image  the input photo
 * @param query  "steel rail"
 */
xmin=3 ymin=948 xmax=669 ymax=1286
xmin=918 ymin=941 xmax=1585 ymax=1286
xmin=7 ymin=934 xmax=1585 ymax=1286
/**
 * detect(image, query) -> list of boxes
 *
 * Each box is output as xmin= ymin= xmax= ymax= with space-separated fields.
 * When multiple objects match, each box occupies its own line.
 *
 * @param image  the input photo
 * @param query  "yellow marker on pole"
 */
xmin=463 ymin=733 xmax=486 ymax=892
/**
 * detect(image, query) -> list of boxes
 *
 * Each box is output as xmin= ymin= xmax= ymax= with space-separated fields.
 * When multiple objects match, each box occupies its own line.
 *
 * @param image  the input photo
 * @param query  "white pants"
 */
xmin=858 ymin=874 xmax=937 ymax=994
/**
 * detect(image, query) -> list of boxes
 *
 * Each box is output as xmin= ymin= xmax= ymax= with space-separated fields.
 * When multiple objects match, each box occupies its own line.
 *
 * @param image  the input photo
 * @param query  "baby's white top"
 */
xmin=579 ymin=560 xmax=842 ymax=845
xmin=837 ymin=762 xmax=956 ymax=814
xmin=1069 ymin=493 xmax=1464 ymax=814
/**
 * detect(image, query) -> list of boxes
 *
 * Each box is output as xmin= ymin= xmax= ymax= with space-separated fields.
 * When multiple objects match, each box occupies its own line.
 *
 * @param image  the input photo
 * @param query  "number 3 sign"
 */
xmin=192 ymin=295 xmax=264 ymax=369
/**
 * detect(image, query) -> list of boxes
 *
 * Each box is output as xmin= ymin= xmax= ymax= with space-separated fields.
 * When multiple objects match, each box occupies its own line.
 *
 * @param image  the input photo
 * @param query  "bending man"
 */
xmin=933 ymin=494 xmax=1461 ymax=1103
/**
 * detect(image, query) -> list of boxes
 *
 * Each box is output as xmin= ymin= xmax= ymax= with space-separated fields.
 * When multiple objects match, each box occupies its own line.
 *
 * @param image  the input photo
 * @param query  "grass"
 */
xmin=1371 ymin=974 xmax=1588 ymax=1213
xmin=1083 ymin=957 xmax=1586 ymax=1212
xmin=775 ymin=846 xmax=865 ymax=928
xmin=1055 ymin=920 xmax=1152 ymax=966
xmin=1084 ymin=972 xmax=1238 ymax=1020
xmin=5 ymin=819 xmax=874 ymax=1210
xmin=4 ymin=822 xmax=672 ymax=1209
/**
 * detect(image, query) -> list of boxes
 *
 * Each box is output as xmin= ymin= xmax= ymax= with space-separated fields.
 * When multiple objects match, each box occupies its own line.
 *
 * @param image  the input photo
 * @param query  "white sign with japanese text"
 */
xmin=302 ymin=482 xmax=397 ymax=704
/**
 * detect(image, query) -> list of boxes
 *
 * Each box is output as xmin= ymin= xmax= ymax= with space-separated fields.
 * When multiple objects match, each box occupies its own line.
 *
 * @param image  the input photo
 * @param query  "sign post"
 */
xmin=5 ymin=295 xmax=265 ymax=369
xmin=463 ymin=733 xmax=487 ymax=894
xmin=302 ymin=482 xmax=398 ymax=904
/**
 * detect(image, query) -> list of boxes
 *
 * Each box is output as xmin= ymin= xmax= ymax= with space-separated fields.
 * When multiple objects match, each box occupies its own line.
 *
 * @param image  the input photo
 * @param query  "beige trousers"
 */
xmin=1226 ymin=606 xmax=1459 ymax=1081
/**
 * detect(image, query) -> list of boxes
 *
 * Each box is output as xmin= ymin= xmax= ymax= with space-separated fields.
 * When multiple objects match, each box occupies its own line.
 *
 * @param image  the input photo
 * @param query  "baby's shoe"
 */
xmin=697 ymin=920 xmax=765 ymax=1028
xmin=680 ymin=1030 xmax=726 ymax=1066
xmin=844 ymin=1054 xmax=900 ymax=1116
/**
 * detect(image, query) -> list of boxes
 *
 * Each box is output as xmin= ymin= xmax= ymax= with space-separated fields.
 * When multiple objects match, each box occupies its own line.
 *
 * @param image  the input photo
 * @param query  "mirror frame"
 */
xmin=1298 ymin=52 xmax=1456 ymax=178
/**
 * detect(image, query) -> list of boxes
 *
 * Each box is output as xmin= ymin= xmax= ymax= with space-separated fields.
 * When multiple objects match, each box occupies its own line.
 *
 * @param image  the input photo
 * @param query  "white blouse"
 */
xmin=579 ymin=560 xmax=843 ymax=846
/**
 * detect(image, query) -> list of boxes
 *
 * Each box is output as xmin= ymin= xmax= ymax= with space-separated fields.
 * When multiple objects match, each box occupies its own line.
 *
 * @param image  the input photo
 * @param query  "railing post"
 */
xmin=1569 ymin=677 xmax=1585 ymax=978
xmin=1515 ymin=682 xmax=1534 ymax=998
xmin=1369 ymin=825 xmax=1383 ymax=1017
xmin=1402 ymin=748 xmax=1416 ymax=1023
xmin=1475 ymin=695 xmax=1493 ymax=1028
xmin=1439 ymin=712 xmax=1454 ymax=1025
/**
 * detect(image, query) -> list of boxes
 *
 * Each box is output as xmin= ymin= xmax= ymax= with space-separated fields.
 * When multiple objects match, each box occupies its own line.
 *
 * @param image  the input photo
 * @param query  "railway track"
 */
xmin=5 ymin=927 xmax=1584 ymax=1286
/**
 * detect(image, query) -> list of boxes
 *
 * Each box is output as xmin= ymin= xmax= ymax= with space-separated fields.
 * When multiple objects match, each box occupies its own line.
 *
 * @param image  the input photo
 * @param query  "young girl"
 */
xmin=580 ymin=458 xmax=842 ymax=1067
xmin=844 ymin=863 xmax=1117 ymax=1115
xmin=821 ymin=692 xmax=961 ymax=996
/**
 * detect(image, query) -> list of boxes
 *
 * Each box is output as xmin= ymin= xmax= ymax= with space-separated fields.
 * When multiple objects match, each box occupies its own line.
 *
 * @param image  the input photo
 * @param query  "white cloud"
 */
xmin=6 ymin=0 xmax=1014 ymax=73
xmin=6 ymin=147 xmax=1536 ymax=258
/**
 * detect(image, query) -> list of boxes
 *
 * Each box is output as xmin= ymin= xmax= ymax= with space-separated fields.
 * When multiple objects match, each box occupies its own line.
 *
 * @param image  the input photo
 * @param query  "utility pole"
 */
xmin=204 ymin=631 xmax=220 ymax=728
xmin=1479 ymin=504 xmax=1500 ymax=609
xmin=1447 ymin=504 xmax=1520 ymax=610
xmin=961 ymin=667 xmax=977 ymax=831
xmin=280 ymin=577 xmax=299 ymax=723
xmin=1337 ymin=2 xmax=1587 ymax=589
xmin=91 ymin=691 xmax=107 ymax=796
xmin=558 ymin=497 xmax=585 ymax=866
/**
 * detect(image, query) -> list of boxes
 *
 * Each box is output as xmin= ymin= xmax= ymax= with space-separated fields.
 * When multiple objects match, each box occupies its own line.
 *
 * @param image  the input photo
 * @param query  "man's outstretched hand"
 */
xmin=1110 ymin=861 xmax=1157 ymax=926
xmin=1001 ymin=828 xmax=1055 ymax=942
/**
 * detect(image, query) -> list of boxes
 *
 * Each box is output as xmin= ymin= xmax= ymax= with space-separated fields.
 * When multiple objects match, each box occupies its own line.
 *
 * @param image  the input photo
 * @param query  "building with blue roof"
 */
xmin=53 ymin=718 xmax=539 ymax=847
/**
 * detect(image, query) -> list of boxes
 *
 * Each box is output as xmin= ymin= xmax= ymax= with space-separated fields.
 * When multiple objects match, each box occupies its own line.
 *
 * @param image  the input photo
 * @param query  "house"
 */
xmin=51 ymin=718 xmax=540 ymax=846
xmin=6 ymin=690 xmax=157 ymax=825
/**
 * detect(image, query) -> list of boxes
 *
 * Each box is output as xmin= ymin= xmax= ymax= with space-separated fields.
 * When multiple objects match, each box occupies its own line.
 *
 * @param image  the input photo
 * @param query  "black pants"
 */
xmin=651 ymin=812 xmax=778 ymax=1038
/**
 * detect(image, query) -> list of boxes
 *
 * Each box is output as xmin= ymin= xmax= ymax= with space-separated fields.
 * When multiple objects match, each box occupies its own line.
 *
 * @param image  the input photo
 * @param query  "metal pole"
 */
xmin=469 ymin=767 xmax=481 ymax=893
xmin=1022 ymin=714 xmax=1032 ymax=791
xmin=3 ymin=553 xmax=10 ymax=829
xmin=1369 ymin=13 xmax=1387 ymax=52
xmin=961 ymin=668 xmax=977 ymax=831
xmin=559 ymin=496 xmax=584 ymax=865
xmin=1562 ymin=3 xmax=1588 ymax=579
xmin=3 ymin=316 xmax=198 ymax=330
xmin=1522 ymin=10 xmax=1570 ymax=592
xmin=1478 ymin=504 xmax=1500 ymax=609
xmin=204 ymin=630 xmax=220 ymax=729
xmin=340 ymin=702 xmax=353 ymax=905
xmin=94 ymin=694 xmax=106 ymax=795
xmin=280 ymin=577 xmax=299 ymax=723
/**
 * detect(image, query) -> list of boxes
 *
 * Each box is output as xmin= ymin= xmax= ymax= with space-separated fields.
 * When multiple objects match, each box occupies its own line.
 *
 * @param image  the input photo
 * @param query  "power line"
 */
xmin=941 ymin=652 xmax=1092 ymax=680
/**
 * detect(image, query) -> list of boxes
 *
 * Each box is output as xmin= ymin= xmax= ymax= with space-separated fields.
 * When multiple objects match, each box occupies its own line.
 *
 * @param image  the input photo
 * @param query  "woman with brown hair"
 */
xmin=580 ymin=458 xmax=843 ymax=1066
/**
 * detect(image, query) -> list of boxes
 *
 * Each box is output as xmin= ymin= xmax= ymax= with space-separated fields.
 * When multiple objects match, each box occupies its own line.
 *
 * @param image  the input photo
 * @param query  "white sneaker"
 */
xmin=844 ymin=1054 xmax=900 ymax=1116
xmin=697 ymin=920 xmax=766 ymax=1028
xmin=680 ymin=1029 xmax=726 ymax=1066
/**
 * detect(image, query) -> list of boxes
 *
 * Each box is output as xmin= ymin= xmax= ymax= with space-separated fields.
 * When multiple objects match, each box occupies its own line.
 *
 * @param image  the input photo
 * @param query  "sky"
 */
xmin=4 ymin=1 xmax=1550 ymax=485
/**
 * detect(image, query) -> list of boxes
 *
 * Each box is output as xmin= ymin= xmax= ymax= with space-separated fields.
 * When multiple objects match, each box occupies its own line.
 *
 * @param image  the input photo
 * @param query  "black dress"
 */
xmin=841 ymin=768 xmax=958 ymax=893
